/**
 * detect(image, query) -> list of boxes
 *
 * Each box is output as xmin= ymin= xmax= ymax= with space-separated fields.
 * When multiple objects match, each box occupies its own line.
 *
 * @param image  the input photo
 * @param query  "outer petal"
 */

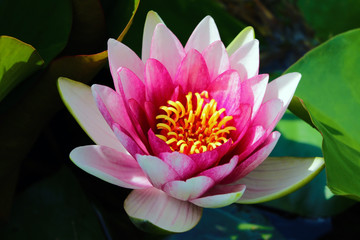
xmin=57 ymin=78 xmax=125 ymax=152
xmin=230 ymin=39 xmax=259 ymax=80
xmin=70 ymin=145 xmax=151 ymax=189
xmin=202 ymin=40 xmax=230 ymax=81
xmin=222 ymin=131 xmax=281 ymax=184
xmin=108 ymin=39 xmax=144 ymax=92
xmin=190 ymin=184 xmax=246 ymax=208
xmin=136 ymin=154 xmax=180 ymax=188
xmin=262 ymin=72 xmax=301 ymax=120
xmin=162 ymin=176 xmax=214 ymax=201
xmin=226 ymin=26 xmax=255 ymax=56
xmin=142 ymin=11 xmax=164 ymax=62
xmin=175 ymin=49 xmax=210 ymax=93
xmin=124 ymin=188 xmax=202 ymax=233
xmin=150 ymin=23 xmax=185 ymax=80
xmin=185 ymin=16 xmax=220 ymax=53
xmin=236 ymin=157 xmax=324 ymax=204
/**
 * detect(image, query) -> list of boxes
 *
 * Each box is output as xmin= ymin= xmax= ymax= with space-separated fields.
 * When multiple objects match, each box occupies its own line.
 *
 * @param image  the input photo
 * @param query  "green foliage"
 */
xmin=265 ymin=111 xmax=355 ymax=217
xmin=167 ymin=206 xmax=285 ymax=240
xmin=298 ymin=0 xmax=360 ymax=41
xmin=287 ymin=29 xmax=360 ymax=200
xmin=0 ymin=36 xmax=44 ymax=102
xmin=0 ymin=167 xmax=105 ymax=240
xmin=0 ymin=0 xmax=139 ymax=222
xmin=120 ymin=0 xmax=246 ymax=56
xmin=0 ymin=0 xmax=72 ymax=63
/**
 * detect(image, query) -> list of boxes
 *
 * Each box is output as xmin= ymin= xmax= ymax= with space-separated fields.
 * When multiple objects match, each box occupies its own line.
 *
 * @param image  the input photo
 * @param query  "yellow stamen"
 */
xmin=155 ymin=91 xmax=236 ymax=154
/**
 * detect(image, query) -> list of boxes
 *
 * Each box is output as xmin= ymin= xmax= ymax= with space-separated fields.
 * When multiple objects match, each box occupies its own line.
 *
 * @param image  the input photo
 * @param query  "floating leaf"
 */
xmin=0 ymin=0 xmax=72 ymax=63
xmin=167 ymin=205 xmax=285 ymax=240
xmin=287 ymin=29 xmax=360 ymax=200
xmin=0 ymin=167 xmax=105 ymax=240
xmin=298 ymin=0 xmax=360 ymax=41
xmin=0 ymin=36 xmax=44 ymax=102
xmin=0 ymin=0 xmax=140 ymax=220
xmin=264 ymin=111 xmax=355 ymax=217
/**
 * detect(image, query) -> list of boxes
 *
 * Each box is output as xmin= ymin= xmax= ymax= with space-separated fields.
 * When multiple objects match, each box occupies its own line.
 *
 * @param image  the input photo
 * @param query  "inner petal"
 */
xmin=155 ymin=91 xmax=236 ymax=154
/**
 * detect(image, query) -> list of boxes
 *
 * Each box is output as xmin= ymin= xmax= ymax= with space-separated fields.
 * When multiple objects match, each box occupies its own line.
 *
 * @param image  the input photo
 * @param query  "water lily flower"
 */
xmin=58 ymin=11 xmax=324 ymax=233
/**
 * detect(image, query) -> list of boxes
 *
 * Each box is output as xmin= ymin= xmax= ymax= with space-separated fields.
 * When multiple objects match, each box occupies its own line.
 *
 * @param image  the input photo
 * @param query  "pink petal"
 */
xmin=136 ymin=154 xmax=180 ymax=188
xmin=70 ymin=145 xmax=151 ymax=189
xmin=159 ymin=151 xmax=199 ymax=179
xmin=207 ymin=69 xmax=241 ymax=115
xmin=145 ymin=58 xmax=175 ymax=107
xmin=124 ymin=188 xmax=202 ymax=233
xmin=198 ymin=156 xmax=239 ymax=183
xmin=262 ymin=72 xmax=301 ymax=121
xmin=231 ymin=104 xmax=252 ymax=141
xmin=148 ymin=129 xmax=172 ymax=156
xmin=116 ymin=67 xmax=146 ymax=105
xmin=112 ymin=123 xmax=147 ymax=157
xmin=245 ymin=74 xmax=269 ymax=119
xmin=190 ymin=184 xmax=246 ymax=208
xmin=150 ymin=23 xmax=185 ymax=80
xmin=58 ymin=78 xmax=125 ymax=152
xmin=91 ymin=84 xmax=137 ymax=143
xmin=128 ymin=99 xmax=149 ymax=139
xmin=202 ymin=40 xmax=230 ymax=81
xmin=235 ymin=125 xmax=266 ymax=158
xmin=188 ymin=139 xmax=232 ymax=173
xmin=222 ymin=131 xmax=281 ymax=184
xmin=108 ymin=39 xmax=144 ymax=93
xmin=230 ymin=39 xmax=259 ymax=80
xmin=251 ymin=99 xmax=283 ymax=141
xmin=162 ymin=176 xmax=214 ymax=201
xmin=227 ymin=26 xmax=255 ymax=56
xmin=190 ymin=150 xmax=220 ymax=172
xmin=175 ymin=49 xmax=210 ymax=93
xmin=185 ymin=16 xmax=220 ymax=53
xmin=142 ymin=11 xmax=164 ymax=62
xmin=117 ymin=68 xmax=148 ymax=144
xmin=144 ymin=101 xmax=156 ymax=130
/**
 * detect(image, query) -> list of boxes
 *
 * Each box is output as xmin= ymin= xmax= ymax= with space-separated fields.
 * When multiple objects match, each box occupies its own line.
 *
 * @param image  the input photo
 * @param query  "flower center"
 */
xmin=155 ymin=91 xmax=236 ymax=154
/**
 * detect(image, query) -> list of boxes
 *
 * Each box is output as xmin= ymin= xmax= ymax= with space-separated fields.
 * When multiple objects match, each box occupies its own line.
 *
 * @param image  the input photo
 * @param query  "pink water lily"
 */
xmin=58 ymin=11 xmax=324 ymax=233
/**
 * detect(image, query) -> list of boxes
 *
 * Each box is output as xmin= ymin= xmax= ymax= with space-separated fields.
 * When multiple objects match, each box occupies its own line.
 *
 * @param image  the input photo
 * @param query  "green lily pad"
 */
xmin=0 ymin=167 xmax=105 ymax=240
xmin=298 ymin=0 xmax=360 ymax=41
xmin=167 ymin=205 xmax=285 ymax=240
xmin=0 ymin=0 xmax=72 ymax=63
xmin=264 ymin=112 xmax=355 ymax=217
xmin=286 ymin=29 xmax=360 ymax=200
xmin=0 ymin=0 xmax=140 ymax=222
xmin=0 ymin=36 xmax=44 ymax=102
